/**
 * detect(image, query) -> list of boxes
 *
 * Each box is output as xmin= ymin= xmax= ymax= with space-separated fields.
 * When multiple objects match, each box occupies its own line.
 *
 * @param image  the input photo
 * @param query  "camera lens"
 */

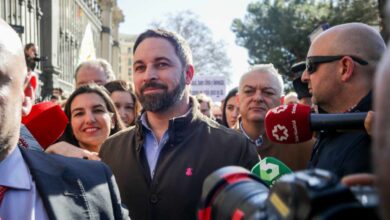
xmin=198 ymin=166 xmax=269 ymax=220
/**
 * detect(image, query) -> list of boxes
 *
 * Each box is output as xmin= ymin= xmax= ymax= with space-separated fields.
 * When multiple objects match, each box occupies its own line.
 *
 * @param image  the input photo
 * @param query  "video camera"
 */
xmin=25 ymin=54 xmax=47 ymax=71
xmin=198 ymin=167 xmax=379 ymax=220
xmin=33 ymin=56 xmax=48 ymax=62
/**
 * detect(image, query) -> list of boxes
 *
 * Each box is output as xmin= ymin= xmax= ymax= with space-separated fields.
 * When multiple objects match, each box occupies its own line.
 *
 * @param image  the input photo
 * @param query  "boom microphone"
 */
xmin=20 ymin=101 xmax=68 ymax=149
xmin=251 ymin=157 xmax=292 ymax=187
xmin=265 ymin=104 xmax=367 ymax=144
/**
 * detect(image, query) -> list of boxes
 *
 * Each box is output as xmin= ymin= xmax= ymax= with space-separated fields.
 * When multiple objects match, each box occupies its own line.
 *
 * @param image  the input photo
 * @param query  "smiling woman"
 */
xmin=60 ymin=84 xmax=125 ymax=152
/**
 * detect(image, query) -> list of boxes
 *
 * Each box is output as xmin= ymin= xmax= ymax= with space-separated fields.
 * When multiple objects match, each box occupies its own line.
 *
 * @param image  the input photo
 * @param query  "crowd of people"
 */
xmin=1 ymin=14 xmax=390 ymax=220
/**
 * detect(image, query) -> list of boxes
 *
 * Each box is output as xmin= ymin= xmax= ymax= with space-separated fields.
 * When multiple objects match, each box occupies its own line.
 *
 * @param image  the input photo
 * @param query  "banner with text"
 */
xmin=191 ymin=75 xmax=226 ymax=102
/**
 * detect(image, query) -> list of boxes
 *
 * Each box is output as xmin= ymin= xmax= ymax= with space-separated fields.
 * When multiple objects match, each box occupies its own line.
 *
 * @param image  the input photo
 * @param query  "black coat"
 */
xmin=100 ymin=99 xmax=259 ymax=220
xmin=20 ymin=147 xmax=129 ymax=220
xmin=308 ymin=92 xmax=372 ymax=178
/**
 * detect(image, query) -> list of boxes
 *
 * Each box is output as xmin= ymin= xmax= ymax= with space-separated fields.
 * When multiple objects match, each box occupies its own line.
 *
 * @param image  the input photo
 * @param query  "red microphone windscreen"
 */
xmin=22 ymin=102 xmax=68 ymax=149
xmin=265 ymin=104 xmax=312 ymax=144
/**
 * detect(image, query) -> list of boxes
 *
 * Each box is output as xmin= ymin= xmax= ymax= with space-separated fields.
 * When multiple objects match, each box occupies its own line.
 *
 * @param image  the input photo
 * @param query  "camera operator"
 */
xmin=24 ymin=43 xmax=38 ymax=72
xmin=24 ymin=43 xmax=47 ymax=73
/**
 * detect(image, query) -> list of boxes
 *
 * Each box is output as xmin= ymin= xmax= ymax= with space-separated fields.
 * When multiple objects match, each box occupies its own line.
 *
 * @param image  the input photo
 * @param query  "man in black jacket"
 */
xmin=100 ymin=29 xmax=259 ymax=220
xmin=301 ymin=22 xmax=386 ymax=177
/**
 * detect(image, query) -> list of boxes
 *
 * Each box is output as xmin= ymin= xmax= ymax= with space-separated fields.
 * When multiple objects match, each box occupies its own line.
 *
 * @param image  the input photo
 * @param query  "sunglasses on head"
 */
xmin=305 ymin=55 xmax=368 ymax=74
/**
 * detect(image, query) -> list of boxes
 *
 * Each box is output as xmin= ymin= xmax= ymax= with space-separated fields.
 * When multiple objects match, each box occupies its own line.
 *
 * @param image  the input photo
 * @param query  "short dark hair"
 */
xmin=133 ymin=29 xmax=193 ymax=68
xmin=24 ymin=43 xmax=35 ymax=53
xmin=104 ymin=79 xmax=134 ymax=93
xmin=53 ymin=87 xmax=63 ymax=94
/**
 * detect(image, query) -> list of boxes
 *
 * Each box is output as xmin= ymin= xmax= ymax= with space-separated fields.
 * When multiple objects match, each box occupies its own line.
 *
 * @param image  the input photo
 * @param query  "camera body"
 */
xmin=198 ymin=167 xmax=379 ymax=220
xmin=25 ymin=54 xmax=47 ymax=71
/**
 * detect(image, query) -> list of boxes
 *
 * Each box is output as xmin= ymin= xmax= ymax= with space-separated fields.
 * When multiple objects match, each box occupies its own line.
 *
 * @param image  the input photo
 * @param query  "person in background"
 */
xmin=237 ymin=64 xmax=314 ymax=171
xmin=104 ymin=80 xmax=140 ymax=127
xmin=283 ymin=91 xmax=299 ymax=105
xmin=0 ymin=18 xmax=129 ymax=220
xmin=52 ymin=87 xmax=66 ymax=100
xmin=291 ymin=61 xmax=313 ymax=106
xmin=196 ymin=92 xmax=213 ymax=118
xmin=74 ymin=58 xmax=115 ymax=88
xmin=49 ymin=95 xmax=61 ymax=104
xmin=99 ymin=28 xmax=259 ymax=220
xmin=221 ymin=87 xmax=240 ymax=128
xmin=24 ymin=43 xmax=38 ymax=72
xmin=211 ymin=103 xmax=223 ymax=124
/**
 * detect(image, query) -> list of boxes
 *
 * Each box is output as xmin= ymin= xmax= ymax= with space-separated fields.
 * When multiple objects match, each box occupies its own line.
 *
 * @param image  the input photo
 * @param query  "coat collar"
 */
xmin=134 ymin=96 xmax=212 ymax=151
xmin=19 ymin=147 xmax=92 ymax=219
xmin=318 ymin=91 xmax=372 ymax=114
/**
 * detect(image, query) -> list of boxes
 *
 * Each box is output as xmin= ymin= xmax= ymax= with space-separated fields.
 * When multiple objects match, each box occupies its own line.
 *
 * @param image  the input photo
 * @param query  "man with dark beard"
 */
xmin=99 ymin=29 xmax=259 ymax=220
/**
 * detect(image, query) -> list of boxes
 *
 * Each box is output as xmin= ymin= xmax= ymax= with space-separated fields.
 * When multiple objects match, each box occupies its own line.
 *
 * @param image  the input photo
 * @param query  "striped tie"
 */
xmin=0 ymin=186 xmax=7 ymax=204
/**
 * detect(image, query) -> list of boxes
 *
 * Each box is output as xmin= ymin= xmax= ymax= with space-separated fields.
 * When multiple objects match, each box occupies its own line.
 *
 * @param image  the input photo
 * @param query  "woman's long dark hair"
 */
xmin=222 ymin=87 xmax=238 ymax=127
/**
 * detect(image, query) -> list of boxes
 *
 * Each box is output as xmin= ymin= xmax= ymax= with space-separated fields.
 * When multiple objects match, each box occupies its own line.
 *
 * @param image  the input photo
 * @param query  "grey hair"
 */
xmin=74 ymin=58 xmax=116 ymax=81
xmin=240 ymin=64 xmax=284 ymax=96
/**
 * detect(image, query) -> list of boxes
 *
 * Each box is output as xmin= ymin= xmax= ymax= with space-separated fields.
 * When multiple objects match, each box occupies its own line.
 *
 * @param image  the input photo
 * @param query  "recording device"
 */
xmin=264 ymin=104 xmax=367 ymax=144
xmin=198 ymin=167 xmax=379 ymax=220
xmin=25 ymin=54 xmax=47 ymax=71
xmin=251 ymin=157 xmax=292 ymax=187
xmin=33 ymin=56 xmax=48 ymax=62
xmin=20 ymin=101 xmax=68 ymax=150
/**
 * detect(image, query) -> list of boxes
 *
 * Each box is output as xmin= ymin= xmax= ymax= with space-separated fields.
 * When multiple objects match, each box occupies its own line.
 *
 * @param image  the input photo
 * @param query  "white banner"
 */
xmin=191 ymin=75 xmax=226 ymax=102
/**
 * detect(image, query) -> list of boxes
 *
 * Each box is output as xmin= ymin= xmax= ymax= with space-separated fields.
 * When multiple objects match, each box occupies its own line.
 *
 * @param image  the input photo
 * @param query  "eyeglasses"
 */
xmin=306 ymin=55 xmax=368 ymax=74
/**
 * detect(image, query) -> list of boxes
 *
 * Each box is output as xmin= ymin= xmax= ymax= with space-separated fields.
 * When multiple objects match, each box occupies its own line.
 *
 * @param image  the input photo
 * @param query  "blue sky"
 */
xmin=117 ymin=0 xmax=255 ymax=89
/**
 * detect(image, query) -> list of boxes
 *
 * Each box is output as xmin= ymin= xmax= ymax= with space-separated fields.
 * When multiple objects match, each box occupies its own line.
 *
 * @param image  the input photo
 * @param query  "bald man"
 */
xmin=301 ymin=22 xmax=386 ymax=177
xmin=0 ymin=19 xmax=128 ymax=219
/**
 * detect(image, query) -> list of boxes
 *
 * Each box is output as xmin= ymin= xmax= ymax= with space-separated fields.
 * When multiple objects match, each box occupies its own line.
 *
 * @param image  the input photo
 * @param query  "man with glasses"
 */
xmin=301 ymin=22 xmax=386 ymax=177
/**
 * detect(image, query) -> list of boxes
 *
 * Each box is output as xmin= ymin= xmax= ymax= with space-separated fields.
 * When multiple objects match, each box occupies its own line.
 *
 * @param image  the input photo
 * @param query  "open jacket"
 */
xmin=308 ymin=91 xmax=372 ymax=177
xmin=100 ymin=97 xmax=259 ymax=220
xmin=20 ymin=147 xmax=129 ymax=220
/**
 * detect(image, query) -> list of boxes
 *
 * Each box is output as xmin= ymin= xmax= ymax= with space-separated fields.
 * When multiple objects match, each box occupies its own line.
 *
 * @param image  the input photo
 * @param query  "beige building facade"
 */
xmin=118 ymin=33 xmax=137 ymax=82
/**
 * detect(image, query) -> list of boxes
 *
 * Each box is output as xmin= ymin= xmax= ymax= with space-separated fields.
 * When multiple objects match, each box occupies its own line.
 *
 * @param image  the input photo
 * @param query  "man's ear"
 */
xmin=22 ymin=74 xmax=36 ymax=116
xmin=340 ymin=56 xmax=355 ymax=82
xmin=184 ymin=65 xmax=195 ymax=85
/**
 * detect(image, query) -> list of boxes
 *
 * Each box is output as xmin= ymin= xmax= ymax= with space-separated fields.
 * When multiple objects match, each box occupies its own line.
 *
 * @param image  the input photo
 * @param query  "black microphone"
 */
xmin=265 ymin=104 xmax=368 ymax=144
xmin=310 ymin=112 xmax=367 ymax=130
